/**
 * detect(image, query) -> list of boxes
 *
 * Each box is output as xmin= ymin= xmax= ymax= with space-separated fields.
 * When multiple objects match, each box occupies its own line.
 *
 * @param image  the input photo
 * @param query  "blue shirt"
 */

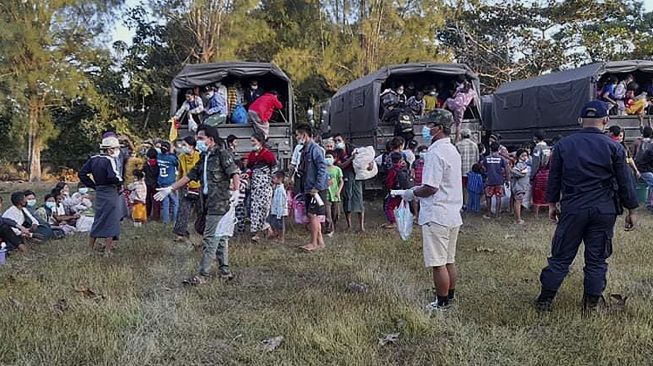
xmin=157 ymin=153 xmax=179 ymax=187
xmin=300 ymin=141 xmax=328 ymax=192
xmin=206 ymin=93 xmax=227 ymax=115
xmin=482 ymin=153 xmax=506 ymax=186
xmin=546 ymin=128 xmax=638 ymax=213
xmin=600 ymin=84 xmax=617 ymax=100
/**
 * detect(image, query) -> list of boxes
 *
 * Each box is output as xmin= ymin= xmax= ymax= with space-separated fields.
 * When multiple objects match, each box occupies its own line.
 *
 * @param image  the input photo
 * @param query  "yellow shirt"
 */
xmin=179 ymin=151 xmax=201 ymax=190
xmin=424 ymin=95 xmax=439 ymax=112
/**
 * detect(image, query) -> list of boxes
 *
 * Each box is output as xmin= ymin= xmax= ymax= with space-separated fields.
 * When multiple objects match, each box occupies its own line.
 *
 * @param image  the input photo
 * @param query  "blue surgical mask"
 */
xmin=325 ymin=157 xmax=334 ymax=165
xmin=45 ymin=202 xmax=56 ymax=210
xmin=182 ymin=146 xmax=192 ymax=154
xmin=335 ymin=142 xmax=345 ymax=150
xmin=196 ymin=140 xmax=208 ymax=153
xmin=27 ymin=199 xmax=37 ymax=207
xmin=422 ymin=126 xmax=432 ymax=142
xmin=79 ymin=188 xmax=89 ymax=195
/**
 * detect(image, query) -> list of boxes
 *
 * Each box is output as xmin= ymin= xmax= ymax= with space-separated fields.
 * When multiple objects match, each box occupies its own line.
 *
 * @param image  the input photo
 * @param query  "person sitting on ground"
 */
xmin=34 ymin=194 xmax=69 ymax=237
xmin=267 ymin=171 xmax=288 ymax=243
xmin=50 ymin=189 xmax=79 ymax=235
xmin=482 ymin=142 xmax=509 ymax=218
xmin=24 ymin=190 xmax=56 ymax=240
xmin=248 ymin=90 xmax=283 ymax=140
xmin=174 ymin=89 xmax=204 ymax=131
xmin=2 ymin=191 xmax=40 ymax=238
xmin=512 ymin=149 xmax=531 ymax=225
xmin=0 ymin=196 xmax=29 ymax=253
xmin=324 ymin=153 xmax=344 ymax=237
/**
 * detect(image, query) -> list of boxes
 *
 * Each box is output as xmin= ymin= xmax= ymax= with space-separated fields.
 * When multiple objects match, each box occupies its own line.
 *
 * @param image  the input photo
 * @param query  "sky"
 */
xmin=110 ymin=0 xmax=653 ymax=46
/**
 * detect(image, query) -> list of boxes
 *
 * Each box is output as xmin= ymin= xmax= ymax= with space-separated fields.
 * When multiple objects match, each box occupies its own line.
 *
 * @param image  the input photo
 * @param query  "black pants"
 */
xmin=540 ymin=207 xmax=616 ymax=297
xmin=0 ymin=224 xmax=23 ymax=251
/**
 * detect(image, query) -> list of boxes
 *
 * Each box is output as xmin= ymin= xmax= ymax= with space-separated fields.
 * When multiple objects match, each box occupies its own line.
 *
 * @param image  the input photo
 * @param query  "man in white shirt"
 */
xmin=403 ymin=109 xmax=463 ymax=311
xmin=2 ymin=191 xmax=39 ymax=236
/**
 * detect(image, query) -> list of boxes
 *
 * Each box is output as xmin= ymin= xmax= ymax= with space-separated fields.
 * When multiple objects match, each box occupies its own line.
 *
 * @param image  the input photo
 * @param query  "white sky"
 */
xmin=109 ymin=0 xmax=653 ymax=46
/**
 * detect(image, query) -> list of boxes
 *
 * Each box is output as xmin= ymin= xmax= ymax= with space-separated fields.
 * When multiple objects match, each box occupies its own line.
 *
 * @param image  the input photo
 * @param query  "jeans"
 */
xmin=640 ymin=172 xmax=653 ymax=206
xmin=198 ymin=214 xmax=230 ymax=276
xmin=161 ymin=190 xmax=179 ymax=224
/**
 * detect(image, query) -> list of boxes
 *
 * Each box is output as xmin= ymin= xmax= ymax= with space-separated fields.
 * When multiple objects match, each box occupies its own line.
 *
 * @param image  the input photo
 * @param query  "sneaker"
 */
xmin=428 ymin=300 xmax=451 ymax=312
xmin=534 ymin=298 xmax=553 ymax=312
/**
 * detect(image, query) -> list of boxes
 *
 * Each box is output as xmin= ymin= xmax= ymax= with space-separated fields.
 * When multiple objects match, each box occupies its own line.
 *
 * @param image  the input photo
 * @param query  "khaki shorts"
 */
xmin=422 ymin=222 xmax=460 ymax=267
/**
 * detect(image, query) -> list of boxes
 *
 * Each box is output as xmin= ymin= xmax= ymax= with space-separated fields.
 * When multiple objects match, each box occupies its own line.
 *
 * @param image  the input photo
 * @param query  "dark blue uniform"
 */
xmin=539 ymin=127 xmax=638 ymax=298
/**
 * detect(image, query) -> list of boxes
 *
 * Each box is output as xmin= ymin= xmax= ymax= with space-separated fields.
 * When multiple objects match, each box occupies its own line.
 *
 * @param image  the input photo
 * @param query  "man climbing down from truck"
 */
xmin=174 ymin=90 xmax=204 ymax=132
xmin=248 ymin=90 xmax=283 ymax=140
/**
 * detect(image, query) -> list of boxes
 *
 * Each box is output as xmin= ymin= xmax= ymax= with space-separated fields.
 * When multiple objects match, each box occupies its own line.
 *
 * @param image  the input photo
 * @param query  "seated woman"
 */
xmin=0 ymin=196 xmax=29 ymax=253
xmin=1 ymin=191 xmax=42 ymax=241
xmin=38 ymin=191 xmax=78 ymax=236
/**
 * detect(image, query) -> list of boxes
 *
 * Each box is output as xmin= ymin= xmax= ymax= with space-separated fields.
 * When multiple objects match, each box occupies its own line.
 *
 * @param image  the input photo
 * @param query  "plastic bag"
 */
xmin=394 ymin=199 xmax=413 ymax=241
xmin=293 ymin=194 xmax=309 ymax=225
xmin=353 ymin=146 xmax=378 ymax=180
xmin=490 ymin=182 xmax=512 ymax=214
xmin=188 ymin=114 xmax=199 ymax=132
xmin=231 ymin=104 xmax=248 ymax=124
xmin=216 ymin=191 xmax=239 ymax=237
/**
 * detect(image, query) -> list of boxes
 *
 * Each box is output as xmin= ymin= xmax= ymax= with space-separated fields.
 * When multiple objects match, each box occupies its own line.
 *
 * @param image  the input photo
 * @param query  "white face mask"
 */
xmin=111 ymin=150 xmax=121 ymax=158
xmin=78 ymin=188 xmax=89 ymax=195
xmin=335 ymin=142 xmax=345 ymax=150
xmin=251 ymin=85 xmax=258 ymax=90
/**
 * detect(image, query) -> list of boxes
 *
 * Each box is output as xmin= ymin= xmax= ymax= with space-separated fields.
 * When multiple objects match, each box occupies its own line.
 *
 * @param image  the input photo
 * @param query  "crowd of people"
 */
xmin=598 ymin=73 xmax=653 ymax=121
xmin=0 ymin=100 xmax=645 ymax=313
xmin=173 ymin=79 xmax=284 ymax=140
xmin=380 ymin=77 xmax=478 ymax=142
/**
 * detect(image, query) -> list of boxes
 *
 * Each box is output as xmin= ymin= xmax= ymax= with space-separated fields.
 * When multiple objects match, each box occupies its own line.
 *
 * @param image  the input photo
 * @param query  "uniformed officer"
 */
xmin=535 ymin=101 xmax=639 ymax=312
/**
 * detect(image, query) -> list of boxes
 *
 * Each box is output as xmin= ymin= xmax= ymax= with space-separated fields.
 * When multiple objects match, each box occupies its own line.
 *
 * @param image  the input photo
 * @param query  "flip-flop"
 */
xmin=300 ymin=244 xmax=318 ymax=252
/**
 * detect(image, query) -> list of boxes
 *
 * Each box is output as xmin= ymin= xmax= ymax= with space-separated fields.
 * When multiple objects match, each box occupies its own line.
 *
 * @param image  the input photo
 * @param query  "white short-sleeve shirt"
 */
xmin=418 ymin=137 xmax=463 ymax=227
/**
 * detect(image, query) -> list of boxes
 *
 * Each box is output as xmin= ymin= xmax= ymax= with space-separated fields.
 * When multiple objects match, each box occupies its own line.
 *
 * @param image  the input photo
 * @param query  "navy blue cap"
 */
xmin=580 ymin=100 xmax=609 ymax=118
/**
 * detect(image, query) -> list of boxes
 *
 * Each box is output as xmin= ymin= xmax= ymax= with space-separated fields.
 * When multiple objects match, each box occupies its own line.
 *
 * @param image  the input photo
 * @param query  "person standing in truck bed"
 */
xmin=248 ymin=90 xmax=283 ymax=140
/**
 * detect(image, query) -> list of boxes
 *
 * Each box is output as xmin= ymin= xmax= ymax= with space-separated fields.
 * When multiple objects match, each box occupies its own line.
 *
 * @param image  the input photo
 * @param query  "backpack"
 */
xmin=231 ymin=104 xmax=248 ymax=124
xmin=395 ymin=168 xmax=414 ymax=190
xmin=397 ymin=113 xmax=413 ymax=134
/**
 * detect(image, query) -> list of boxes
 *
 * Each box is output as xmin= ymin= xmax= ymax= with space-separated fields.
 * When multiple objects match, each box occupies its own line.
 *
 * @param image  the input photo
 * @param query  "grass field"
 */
xmin=2 ymin=190 xmax=653 ymax=365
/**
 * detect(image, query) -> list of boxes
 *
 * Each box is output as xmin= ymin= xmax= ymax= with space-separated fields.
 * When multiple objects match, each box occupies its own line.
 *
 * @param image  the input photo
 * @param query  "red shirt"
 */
xmin=249 ymin=93 xmax=283 ymax=122
xmin=246 ymin=148 xmax=276 ymax=169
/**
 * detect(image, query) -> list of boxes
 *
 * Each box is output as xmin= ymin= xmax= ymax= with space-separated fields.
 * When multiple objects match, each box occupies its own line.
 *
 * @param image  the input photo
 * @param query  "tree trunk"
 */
xmin=28 ymin=101 xmax=42 ymax=182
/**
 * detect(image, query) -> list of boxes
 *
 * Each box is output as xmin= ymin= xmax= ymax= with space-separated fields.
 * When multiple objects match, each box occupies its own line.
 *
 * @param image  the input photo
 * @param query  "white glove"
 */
xmin=154 ymin=187 xmax=173 ymax=201
xmin=402 ymin=187 xmax=416 ymax=202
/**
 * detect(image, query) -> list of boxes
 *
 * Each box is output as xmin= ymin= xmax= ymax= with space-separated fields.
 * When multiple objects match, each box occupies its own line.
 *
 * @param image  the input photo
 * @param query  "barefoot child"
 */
xmin=267 ymin=171 xmax=288 ymax=242
xmin=511 ymin=149 xmax=531 ymax=224
xmin=128 ymin=170 xmax=148 ymax=227
xmin=325 ymin=153 xmax=344 ymax=236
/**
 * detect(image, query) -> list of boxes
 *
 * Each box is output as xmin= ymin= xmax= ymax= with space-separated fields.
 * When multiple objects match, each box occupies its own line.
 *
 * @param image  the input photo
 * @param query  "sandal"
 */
xmin=182 ymin=276 xmax=207 ymax=286
xmin=251 ymin=235 xmax=261 ymax=243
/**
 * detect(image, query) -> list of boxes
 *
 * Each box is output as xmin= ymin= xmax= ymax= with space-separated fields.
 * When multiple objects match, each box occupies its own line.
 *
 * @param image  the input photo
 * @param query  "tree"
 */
xmin=0 ymin=0 xmax=123 ymax=181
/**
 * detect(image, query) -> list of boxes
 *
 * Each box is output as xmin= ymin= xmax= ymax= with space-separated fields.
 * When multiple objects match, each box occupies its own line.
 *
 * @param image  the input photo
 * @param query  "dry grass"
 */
xmin=2 ymin=199 xmax=653 ymax=365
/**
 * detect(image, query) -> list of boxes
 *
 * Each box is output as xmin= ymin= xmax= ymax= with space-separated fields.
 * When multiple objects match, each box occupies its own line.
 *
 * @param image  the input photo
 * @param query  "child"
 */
xmin=511 ymin=149 xmax=531 ymax=225
xmin=482 ymin=142 xmax=509 ymax=218
xmin=383 ymin=152 xmax=413 ymax=228
xmin=128 ymin=169 xmax=148 ymax=227
xmin=467 ymin=163 xmax=484 ymax=213
xmin=325 ymin=153 xmax=344 ymax=237
xmin=267 ymin=171 xmax=288 ymax=243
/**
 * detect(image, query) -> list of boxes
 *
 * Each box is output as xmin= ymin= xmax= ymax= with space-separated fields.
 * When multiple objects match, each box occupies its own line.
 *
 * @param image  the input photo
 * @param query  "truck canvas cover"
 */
xmin=170 ymin=62 xmax=292 ymax=115
xmin=330 ymin=63 xmax=481 ymax=135
xmin=491 ymin=60 xmax=653 ymax=133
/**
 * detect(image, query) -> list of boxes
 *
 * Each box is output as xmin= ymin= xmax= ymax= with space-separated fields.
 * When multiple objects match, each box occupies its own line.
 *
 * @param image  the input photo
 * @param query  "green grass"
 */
xmin=2 ymin=197 xmax=653 ymax=365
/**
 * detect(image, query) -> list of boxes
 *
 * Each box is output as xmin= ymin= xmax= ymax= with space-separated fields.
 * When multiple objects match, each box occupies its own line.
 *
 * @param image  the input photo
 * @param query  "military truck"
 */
xmin=328 ymin=63 xmax=485 ymax=151
xmin=170 ymin=62 xmax=295 ymax=163
xmin=490 ymin=60 xmax=653 ymax=146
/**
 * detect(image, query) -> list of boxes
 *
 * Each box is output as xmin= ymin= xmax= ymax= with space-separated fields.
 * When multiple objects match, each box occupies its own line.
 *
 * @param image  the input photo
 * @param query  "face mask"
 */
xmin=325 ymin=158 xmax=334 ymax=165
xmin=111 ymin=150 xmax=121 ymax=158
xmin=251 ymin=85 xmax=258 ymax=90
xmin=207 ymin=91 xmax=214 ymax=98
xmin=196 ymin=140 xmax=208 ymax=153
xmin=335 ymin=142 xmax=345 ymax=150
xmin=79 ymin=188 xmax=89 ymax=195
xmin=422 ymin=126 xmax=432 ymax=142
xmin=45 ymin=202 xmax=56 ymax=210
xmin=27 ymin=199 xmax=37 ymax=207
xmin=181 ymin=146 xmax=192 ymax=154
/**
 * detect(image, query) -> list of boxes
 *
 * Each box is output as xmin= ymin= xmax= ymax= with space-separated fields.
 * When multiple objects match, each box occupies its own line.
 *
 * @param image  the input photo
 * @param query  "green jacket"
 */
xmin=186 ymin=145 xmax=239 ymax=215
